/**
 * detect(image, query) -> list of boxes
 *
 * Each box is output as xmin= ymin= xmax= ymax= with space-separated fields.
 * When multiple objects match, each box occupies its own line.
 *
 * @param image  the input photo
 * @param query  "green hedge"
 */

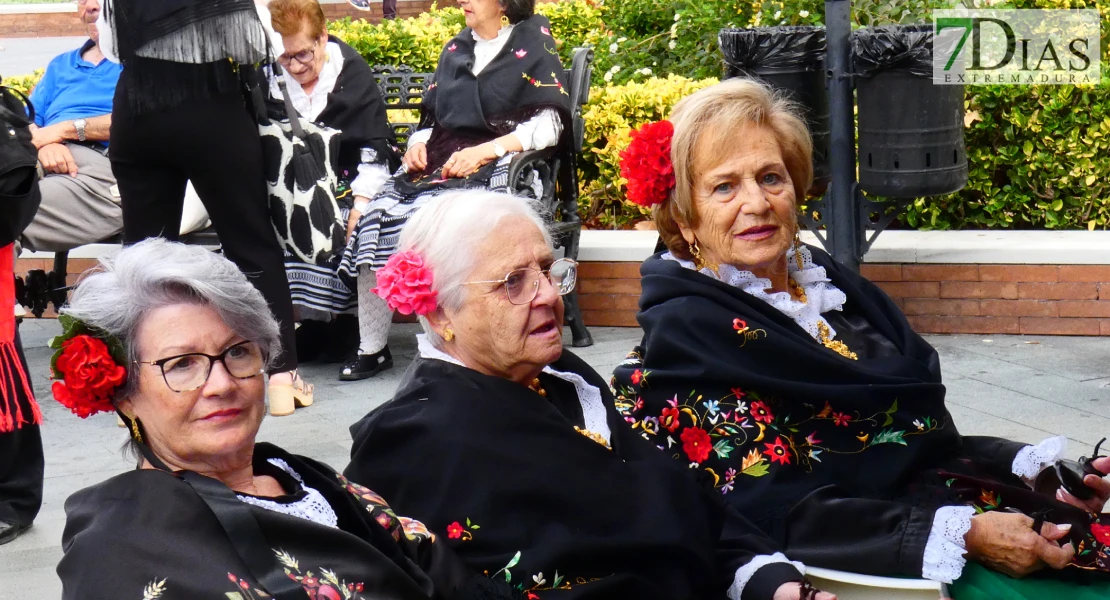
xmin=6 ymin=0 xmax=1108 ymax=230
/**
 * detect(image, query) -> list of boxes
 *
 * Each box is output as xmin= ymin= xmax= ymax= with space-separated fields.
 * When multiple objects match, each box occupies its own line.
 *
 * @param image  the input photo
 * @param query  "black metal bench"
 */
xmin=18 ymin=48 xmax=595 ymax=348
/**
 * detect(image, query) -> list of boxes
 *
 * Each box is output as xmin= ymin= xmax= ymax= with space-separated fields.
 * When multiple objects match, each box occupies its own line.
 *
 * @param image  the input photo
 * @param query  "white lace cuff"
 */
xmin=921 ymin=505 xmax=974 ymax=584
xmin=1012 ymin=436 xmax=1068 ymax=483
xmin=727 ymin=552 xmax=806 ymax=600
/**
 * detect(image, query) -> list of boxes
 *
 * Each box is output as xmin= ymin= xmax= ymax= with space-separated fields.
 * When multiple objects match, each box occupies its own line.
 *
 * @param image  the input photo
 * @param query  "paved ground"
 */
xmin=0 ymin=36 xmax=83 ymax=76
xmin=2 ymin=318 xmax=1108 ymax=598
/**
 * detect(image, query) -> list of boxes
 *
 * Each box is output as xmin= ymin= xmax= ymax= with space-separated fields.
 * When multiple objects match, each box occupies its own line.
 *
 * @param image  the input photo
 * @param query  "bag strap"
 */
xmin=134 ymin=432 xmax=306 ymax=600
xmin=263 ymin=36 xmax=309 ymax=141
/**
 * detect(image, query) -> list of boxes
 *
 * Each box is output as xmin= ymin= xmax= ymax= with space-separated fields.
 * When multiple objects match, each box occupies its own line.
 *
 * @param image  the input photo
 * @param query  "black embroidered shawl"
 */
xmin=57 ymin=443 xmax=499 ymax=600
xmin=344 ymin=351 xmax=805 ymax=600
xmin=409 ymin=14 xmax=572 ymax=182
xmin=611 ymin=247 xmax=1040 ymax=576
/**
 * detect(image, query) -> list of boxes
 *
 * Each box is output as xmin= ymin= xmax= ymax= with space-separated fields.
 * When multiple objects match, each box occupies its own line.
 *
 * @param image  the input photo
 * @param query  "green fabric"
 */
xmin=950 ymin=562 xmax=1110 ymax=600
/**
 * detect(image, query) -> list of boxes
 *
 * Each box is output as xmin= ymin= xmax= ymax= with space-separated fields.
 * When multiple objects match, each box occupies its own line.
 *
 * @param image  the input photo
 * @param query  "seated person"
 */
xmin=337 ymin=0 xmax=568 ymax=381
xmin=610 ymin=79 xmax=1110 ymax=597
xmin=53 ymin=239 xmax=516 ymax=600
xmin=343 ymin=191 xmax=835 ymax=600
xmin=266 ymin=0 xmax=401 ymax=364
xmin=23 ymin=0 xmax=121 ymax=253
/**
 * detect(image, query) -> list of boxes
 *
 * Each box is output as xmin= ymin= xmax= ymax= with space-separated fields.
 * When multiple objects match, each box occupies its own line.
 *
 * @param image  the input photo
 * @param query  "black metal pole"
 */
xmin=824 ymin=0 xmax=861 ymax=272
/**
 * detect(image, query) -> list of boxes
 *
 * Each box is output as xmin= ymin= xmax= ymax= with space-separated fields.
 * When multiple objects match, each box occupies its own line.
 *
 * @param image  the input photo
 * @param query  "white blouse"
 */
xmin=236 ymin=458 xmax=339 ymax=529
xmin=406 ymin=23 xmax=563 ymax=154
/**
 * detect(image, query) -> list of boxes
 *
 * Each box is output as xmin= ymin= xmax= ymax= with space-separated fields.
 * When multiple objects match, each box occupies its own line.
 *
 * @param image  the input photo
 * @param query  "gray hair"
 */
xmin=62 ymin=238 xmax=283 ymax=401
xmin=397 ymin=190 xmax=550 ymax=346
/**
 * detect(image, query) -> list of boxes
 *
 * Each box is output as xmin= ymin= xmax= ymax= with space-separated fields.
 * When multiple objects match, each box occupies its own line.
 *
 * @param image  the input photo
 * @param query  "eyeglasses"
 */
xmin=277 ymin=47 xmax=316 ymax=67
xmin=135 ymin=341 xmax=265 ymax=393
xmin=462 ymin=258 xmax=578 ymax=305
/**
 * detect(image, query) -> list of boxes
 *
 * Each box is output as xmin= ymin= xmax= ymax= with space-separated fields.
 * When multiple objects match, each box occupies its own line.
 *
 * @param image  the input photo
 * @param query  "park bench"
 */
xmin=17 ymin=47 xmax=596 ymax=348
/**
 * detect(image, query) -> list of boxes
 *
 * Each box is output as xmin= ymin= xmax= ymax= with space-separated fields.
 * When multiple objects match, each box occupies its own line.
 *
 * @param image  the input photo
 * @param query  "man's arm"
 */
xmin=30 ymin=114 xmax=111 ymax=149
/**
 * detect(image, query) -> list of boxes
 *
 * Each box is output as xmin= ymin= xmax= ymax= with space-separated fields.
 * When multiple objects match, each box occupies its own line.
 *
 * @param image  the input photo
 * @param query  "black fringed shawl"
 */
xmin=404 ymin=14 xmax=571 ymax=185
xmin=107 ymin=0 xmax=268 ymax=113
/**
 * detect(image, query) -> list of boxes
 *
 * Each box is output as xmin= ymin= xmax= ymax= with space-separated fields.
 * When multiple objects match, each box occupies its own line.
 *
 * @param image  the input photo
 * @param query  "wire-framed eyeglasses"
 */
xmin=277 ymin=47 xmax=316 ymax=67
xmin=134 ymin=340 xmax=266 ymax=393
xmin=462 ymin=258 xmax=578 ymax=305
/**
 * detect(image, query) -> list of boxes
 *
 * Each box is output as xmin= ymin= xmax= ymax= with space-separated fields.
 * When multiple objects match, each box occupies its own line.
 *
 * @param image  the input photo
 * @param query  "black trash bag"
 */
xmin=720 ymin=26 xmax=826 ymax=77
xmin=0 ymin=85 xmax=40 ymax=247
xmin=852 ymin=24 xmax=934 ymax=78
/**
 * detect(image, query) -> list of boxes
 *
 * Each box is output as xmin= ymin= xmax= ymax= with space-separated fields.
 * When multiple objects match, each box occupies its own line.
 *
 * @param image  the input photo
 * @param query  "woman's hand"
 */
xmin=965 ymin=511 xmax=1074 ymax=578
xmin=402 ymin=142 xmax=428 ymax=173
xmin=1056 ymin=456 xmax=1110 ymax=513
xmin=772 ymin=582 xmax=836 ymax=600
xmin=441 ymin=144 xmax=496 ymax=179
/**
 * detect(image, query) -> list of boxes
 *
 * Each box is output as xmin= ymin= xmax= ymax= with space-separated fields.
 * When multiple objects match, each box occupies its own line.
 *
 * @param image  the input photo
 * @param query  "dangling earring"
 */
xmin=130 ymin=417 xmax=144 ymax=444
xmin=793 ymin=228 xmax=805 ymax=271
xmin=691 ymin=239 xmax=709 ymax=272
xmin=443 ymin=328 xmax=455 ymax=342
xmin=500 ymin=14 xmax=510 ymax=28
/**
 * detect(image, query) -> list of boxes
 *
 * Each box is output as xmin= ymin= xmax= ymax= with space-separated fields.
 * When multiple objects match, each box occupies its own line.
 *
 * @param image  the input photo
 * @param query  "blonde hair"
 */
xmin=268 ymin=0 xmax=327 ymax=38
xmin=655 ymin=78 xmax=813 ymax=259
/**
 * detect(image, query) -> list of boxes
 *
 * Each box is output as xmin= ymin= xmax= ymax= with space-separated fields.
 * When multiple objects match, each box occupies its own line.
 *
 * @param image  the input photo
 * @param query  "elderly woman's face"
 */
xmin=444 ymin=217 xmax=564 ymax=383
xmin=459 ymin=0 xmax=505 ymax=32
xmin=279 ymin=28 xmax=328 ymax=87
xmin=680 ymin=124 xmax=797 ymax=276
xmin=119 ymin=303 xmax=266 ymax=469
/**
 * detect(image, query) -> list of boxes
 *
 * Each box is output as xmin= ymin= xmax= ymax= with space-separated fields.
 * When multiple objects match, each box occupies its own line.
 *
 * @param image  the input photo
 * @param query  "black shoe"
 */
xmin=339 ymin=347 xmax=393 ymax=381
xmin=0 ymin=521 xmax=29 ymax=546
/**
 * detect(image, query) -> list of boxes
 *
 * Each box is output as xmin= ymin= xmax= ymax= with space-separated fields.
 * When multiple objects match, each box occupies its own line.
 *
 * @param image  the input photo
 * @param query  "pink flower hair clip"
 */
xmin=372 ymin=250 xmax=438 ymax=316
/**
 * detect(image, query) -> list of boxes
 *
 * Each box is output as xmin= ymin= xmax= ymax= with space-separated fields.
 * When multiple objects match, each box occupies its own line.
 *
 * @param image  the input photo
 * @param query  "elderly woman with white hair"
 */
xmin=344 ymin=190 xmax=834 ymax=600
xmin=52 ymin=239 xmax=516 ymax=600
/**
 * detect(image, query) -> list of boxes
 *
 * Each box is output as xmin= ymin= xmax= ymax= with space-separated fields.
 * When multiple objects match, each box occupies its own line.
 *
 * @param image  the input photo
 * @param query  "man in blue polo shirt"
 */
xmin=21 ymin=0 xmax=123 ymax=253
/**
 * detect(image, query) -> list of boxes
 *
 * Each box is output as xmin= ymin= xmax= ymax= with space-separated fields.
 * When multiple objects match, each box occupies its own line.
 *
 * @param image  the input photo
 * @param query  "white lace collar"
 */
xmin=270 ymin=40 xmax=344 ymax=123
xmin=663 ymin=244 xmax=848 ymax=342
xmin=416 ymin=334 xmax=611 ymax=447
xmin=470 ymin=23 xmax=515 ymax=43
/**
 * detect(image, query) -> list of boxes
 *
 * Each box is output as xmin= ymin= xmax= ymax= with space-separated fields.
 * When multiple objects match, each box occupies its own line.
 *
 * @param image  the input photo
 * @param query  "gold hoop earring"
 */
xmin=130 ymin=417 xmax=143 ymax=444
xmin=443 ymin=328 xmax=455 ymax=342
xmin=501 ymin=15 xmax=510 ymax=28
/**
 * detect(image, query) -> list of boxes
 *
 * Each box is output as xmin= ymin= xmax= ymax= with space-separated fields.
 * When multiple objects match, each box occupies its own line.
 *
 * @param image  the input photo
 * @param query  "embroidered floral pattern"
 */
xmin=446 ymin=518 xmax=479 ymax=541
xmin=274 ymin=550 xmax=368 ymax=600
xmin=225 ymin=573 xmax=268 ymax=600
xmin=520 ymin=72 xmax=568 ymax=96
xmin=484 ymin=550 xmax=604 ymax=597
xmin=141 ymin=579 xmax=166 ymax=600
xmin=336 ymin=474 xmax=435 ymax=542
xmin=613 ymin=357 xmax=946 ymax=494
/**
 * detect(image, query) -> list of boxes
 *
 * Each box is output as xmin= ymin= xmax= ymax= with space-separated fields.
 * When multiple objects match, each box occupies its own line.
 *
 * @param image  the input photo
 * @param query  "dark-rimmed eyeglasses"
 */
xmin=462 ymin=258 xmax=577 ymax=305
xmin=135 ymin=340 xmax=265 ymax=393
xmin=277 ymin=47 xmax=316 ymax=67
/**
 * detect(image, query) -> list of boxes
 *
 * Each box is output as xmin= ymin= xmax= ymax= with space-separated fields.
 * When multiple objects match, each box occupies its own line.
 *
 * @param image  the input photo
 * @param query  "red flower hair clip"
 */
xmin=372 ymin=250 xmax=438 ymax=316
xmin=49 ymin=315 xmax=128 ymax=418
xmin=619 ymin=120 xmax=676 ymax=207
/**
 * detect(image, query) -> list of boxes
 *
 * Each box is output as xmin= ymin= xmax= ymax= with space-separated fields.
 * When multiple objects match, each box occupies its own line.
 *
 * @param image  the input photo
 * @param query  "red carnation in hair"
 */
xmin=619 ymin=120 xmax=676 ymax=207
xmin=51 ymin=334 xmax=126 ymax=418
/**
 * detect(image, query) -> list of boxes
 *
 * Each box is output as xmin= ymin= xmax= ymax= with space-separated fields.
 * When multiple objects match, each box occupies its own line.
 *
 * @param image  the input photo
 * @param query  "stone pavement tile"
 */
xmin=928 ymin=334 xmax=1110 ymax=382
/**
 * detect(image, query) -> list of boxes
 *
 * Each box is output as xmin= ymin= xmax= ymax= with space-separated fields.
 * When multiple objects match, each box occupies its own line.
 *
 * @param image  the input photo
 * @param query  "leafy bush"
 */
xmin=1 ymin=69 xmax=42 ymax=97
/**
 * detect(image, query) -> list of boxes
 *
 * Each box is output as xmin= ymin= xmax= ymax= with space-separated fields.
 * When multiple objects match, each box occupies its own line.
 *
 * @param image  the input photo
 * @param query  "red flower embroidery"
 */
xmin=227 ymin=573 xmax=238 ymax=584
xmin=681 ymin=427 xmax=713 ymax=463
xmin=633 ymin=397 xmax=644 ymax=412
xmin=618 ymin=120 xmax=675 ymax=207
xmin=730 ymin=387 xmax=746 ymax=399
xmin=515 ymin=49 xmax=528 ymax=58
xmin=733 ymin=318 xmax=748 ymax=332
xmin=540 ymin=26 xmax=551 ymax=35
xmin=372 ymin=250 xmax=437 ymax=315
xmin=1092 ymin=523 xmax=1110 ymax=545
xmin=660 ymin=407 xmax=681 ymax=432
xmin=630 ymin=369 xmax=643 ymax=385
xmin=750 ymin=401 xmax=774 ymax=424
xmin=316 ymin=585 xmax=342 ymax=600
xmin=446 ymin=521 xmax=464 ymax=539
xmin=764 ymin=437 xmax=792 ymax=465
xmin=51 ymin=334 xmax=127 ymax=418
xmin=447 ymin=43 xmax=457 ymax=51
xmin=832 ymin=412 xmax=852 ymax=427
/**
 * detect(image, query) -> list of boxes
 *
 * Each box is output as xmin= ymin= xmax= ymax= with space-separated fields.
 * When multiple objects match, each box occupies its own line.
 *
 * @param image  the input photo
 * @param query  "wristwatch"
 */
xmin=491 ymin=140 xmax=507 ymax=158
xmin=74 ymin=118 xmax=87 ymax=142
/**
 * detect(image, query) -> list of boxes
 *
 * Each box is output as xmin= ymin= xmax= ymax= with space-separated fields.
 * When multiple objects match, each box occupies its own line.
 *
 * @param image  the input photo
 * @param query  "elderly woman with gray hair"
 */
xmin=344 ymin=190 xmax=833 ymax=600
xmin=51 ymin=239 xmax=515 ymax=600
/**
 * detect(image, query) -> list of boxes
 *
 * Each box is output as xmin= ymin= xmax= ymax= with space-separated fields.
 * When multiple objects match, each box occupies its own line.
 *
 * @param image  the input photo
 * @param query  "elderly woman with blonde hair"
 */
xmin=610 ymin=78 xmax=1110 ymax=597
xmin=51 ymin=239 xmax=516 ymax=600
xmin=343 ymin=190 xmax=835 ymax=600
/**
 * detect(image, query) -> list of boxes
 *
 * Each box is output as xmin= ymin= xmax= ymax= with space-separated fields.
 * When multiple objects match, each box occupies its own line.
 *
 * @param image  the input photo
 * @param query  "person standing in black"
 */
xmin=0 ymin=84 xmax=45 ymax=545
xmin=95 ymin=0 xmax=313 ymax=405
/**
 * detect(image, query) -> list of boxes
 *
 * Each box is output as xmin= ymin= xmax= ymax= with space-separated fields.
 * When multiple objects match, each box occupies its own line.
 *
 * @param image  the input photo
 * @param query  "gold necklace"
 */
xmin=788 ymin=277 xmax=808 ymax=304
xmin=817 ymin=321 xmax=858 ymax=360
xmin=529 ymin=378 xmax=612 ymax=450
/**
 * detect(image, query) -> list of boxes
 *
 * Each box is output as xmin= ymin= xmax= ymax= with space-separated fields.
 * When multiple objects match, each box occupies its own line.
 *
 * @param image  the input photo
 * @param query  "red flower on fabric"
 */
xmin=515 ymin=49 xmax=528 ymax=58
xmin=50 ymin=334 xmax=127 ymax=418
xmin=618 ymin=120 xmax=675 ymax=207
xmin=832 ymin=412 xmax=852 ymax=427
xmin=1092 ymin=523 xmax=1110 ymax=545
xmin=448 ymin=43 xmax=458 ymax=51
xmin=630 ymin=369 xmax=643 ymax=385
xmin=446 ymin=521 xmax=464 ymax=539
xmin=660 ymin=407 xmax=681 ymax=432
xmin=373 ymin=250 xmax=438 ymax=315
xmin=681 ymin=427 xmax=713 ymax=463
xmin=764 ymin=437 xmax=792 ymax=465
xmin=733 ymin=318 xmax=748 ymax=332
xmin=750 ymin=401 xmax=774 ymax=424
xmin=730 ymin=387 xmax=747 ymax=399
